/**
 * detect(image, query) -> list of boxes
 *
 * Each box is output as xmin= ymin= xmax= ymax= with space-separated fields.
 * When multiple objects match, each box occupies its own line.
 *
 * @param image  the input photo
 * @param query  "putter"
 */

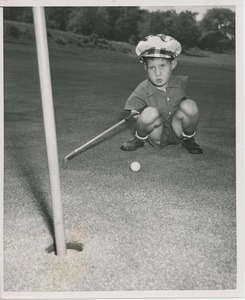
xmin=63 ymin=106 xmax=146 ymax=168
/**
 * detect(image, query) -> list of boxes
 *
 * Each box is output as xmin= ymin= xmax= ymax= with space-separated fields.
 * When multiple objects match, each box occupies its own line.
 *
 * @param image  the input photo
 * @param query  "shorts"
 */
xmin=148 ymin=117 xmax=182 ymax=149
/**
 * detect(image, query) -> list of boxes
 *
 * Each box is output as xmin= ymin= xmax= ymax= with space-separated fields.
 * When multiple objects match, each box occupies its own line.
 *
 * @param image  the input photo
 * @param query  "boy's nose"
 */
xmin=155 ymin=67 xmax=161 ymax=76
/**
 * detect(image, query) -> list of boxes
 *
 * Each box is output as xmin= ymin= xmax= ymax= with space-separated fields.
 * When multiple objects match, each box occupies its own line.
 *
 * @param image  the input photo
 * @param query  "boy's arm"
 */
xmin=124 ymin=88 xmax=148 ymax=112
xmin=125 ymin=97 xmax=146 ymax=111
xmin=124 ymin=81 xmax=149 ymax=118
xmin=130 ymin=109 xmax=141 ymax=119
xmin=125 ymin=95 xmax=147 ymax=119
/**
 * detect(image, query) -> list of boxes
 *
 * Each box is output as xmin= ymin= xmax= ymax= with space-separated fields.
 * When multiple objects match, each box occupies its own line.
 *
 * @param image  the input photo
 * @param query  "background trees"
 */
xmin=173 ymin=11 xmax=200 ymax=50
xmin=4 ymin=7 xmax=33 ymax=23
xmin=67 ymin=7 xmax=110 ymax=37
xmin=106 ymin=7 xmax=141 ymax=42
xmin=3 ymin=6 xmax=235 ymax=53
xmin=138 ymin=10 xmax=178 ymax=39
xmin=46 ymin=7 xmax=73 ymax=31
xmin=198 ymin=8 xmax=235 ymax=52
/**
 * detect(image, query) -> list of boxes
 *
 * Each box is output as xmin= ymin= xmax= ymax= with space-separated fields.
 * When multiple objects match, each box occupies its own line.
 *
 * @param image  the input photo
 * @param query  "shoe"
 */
xmin=182 ymin=137 xmax=203 ymax=154
xmin=120 ymin=136 xmax=145 ymax=151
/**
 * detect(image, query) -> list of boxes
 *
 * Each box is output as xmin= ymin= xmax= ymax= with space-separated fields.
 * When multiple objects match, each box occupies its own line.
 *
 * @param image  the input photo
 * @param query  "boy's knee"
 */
xmin=180 ymin=99 xmax=199 ymax=117
xmin=140 ymin=107 xmax=160 ymax=124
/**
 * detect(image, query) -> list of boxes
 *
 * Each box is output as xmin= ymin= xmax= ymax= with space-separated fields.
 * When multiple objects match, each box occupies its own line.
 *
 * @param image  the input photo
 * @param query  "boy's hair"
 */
xmin=141 ymin=56 xmax=174 ymax=65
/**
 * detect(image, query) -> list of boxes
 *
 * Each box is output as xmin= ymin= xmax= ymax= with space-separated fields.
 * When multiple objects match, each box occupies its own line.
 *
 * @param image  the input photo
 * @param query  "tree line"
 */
xmin=4 ymin=7 xmax=235 ymax=53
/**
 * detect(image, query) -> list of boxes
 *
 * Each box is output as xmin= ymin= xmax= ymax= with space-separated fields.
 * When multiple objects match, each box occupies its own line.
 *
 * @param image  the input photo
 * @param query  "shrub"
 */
xmin=22 ymin=28 xmax=34 ymax=41
xmin=128 ymin=35 xmax=137 ymax=45
xmin=55 ymin=36 xmax=67 ymax=45
xmin=66 ymin=36 xmax=82 ymax=47
xmin=4 ymin=23 xmax=22 ymax=39
xmin=47 ymin=30 xmax=53 ymax=39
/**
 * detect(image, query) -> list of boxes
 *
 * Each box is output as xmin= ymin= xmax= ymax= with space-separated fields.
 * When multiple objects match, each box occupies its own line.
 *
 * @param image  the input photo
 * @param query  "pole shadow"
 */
xmin=10 ymin=136 xmax=56 ymax=243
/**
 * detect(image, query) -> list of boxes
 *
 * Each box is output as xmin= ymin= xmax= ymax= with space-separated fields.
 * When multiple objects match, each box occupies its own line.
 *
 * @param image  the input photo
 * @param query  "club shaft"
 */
xmin=65 ymin=119 xmax=126 ymax=160
xmin=64 ymin=106 xmax=147 ymax=163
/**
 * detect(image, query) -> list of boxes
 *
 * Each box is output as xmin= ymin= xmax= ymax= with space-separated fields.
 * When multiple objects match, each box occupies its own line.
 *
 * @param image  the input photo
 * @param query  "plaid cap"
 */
xmin=136 ymin=34 xmax=181 ymax=62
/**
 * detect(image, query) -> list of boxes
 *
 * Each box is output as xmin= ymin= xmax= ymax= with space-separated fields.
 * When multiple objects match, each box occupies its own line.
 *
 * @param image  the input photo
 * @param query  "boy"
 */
xmin=121 ymin=34 xmax=203 ymax=154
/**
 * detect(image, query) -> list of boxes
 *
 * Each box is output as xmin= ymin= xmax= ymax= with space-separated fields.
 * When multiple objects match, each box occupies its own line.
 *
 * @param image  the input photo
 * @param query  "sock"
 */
xmin=182 ymin=131 xmax=195 ymax=139
xmin=135 ymin=131 xmax=148 ymax=140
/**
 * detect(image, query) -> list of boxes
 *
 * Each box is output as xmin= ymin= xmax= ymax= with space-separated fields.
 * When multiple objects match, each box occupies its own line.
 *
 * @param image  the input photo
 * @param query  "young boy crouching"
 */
xmin=121 ymin=34 xmax=203 ymax=154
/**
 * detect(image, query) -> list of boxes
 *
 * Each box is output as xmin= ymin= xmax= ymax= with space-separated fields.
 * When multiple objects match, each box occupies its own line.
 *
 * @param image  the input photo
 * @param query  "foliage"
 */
xmin=106 ymin=7 xmax=141 ymax=43
xmin=4 ymin=22 xmax=22 ymax=39
xmin=138 ymin=10 xmax=178 ymax=38
xmin=67 ymin=7 xmax=110 ymax=37
xmin=4 ymin=20 xmax=122 ymax=52
xmin=3 ymin=6 xmax=235 ymax=53
xmin=174 ymin=11 xmax=200 ymax=49
xmin=4 ymin=21 xmax=35 ymax=42
xmin=198 ymin=8 xmax=235 ymax=52
xmin=45 ymin=7 xmax=73 ymax=31
xmin=4 ymin=7 xmax=33 ymax=23
xmin=137 ymin=10 xmax=201 ymax=51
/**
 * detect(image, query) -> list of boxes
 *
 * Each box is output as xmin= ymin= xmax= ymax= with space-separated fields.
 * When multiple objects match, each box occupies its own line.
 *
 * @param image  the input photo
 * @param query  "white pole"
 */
xmin=33 ymin=7 xmax=67 ymax=256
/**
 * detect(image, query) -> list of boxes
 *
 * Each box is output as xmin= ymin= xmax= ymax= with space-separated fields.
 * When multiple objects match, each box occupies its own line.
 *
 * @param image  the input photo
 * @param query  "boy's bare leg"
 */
xmin=121 ymin=107 xmax=163 ymax=151
xmin=136 ymin=107 xmax=163 ymax=143
xmin=121 ymin=102 xmax=202 ymax=153
xmin=171 ymin=99 xmax=199 ymax=136
xmin=172 ymin=99 xmax=203 ymax=154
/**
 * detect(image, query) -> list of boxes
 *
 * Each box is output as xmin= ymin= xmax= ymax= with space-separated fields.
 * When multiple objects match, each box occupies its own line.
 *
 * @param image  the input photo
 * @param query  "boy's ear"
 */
xmin=171 ymin=59 xmax=177 ymax=70
xmin=143 ymin=63 xmax=147 ymax=70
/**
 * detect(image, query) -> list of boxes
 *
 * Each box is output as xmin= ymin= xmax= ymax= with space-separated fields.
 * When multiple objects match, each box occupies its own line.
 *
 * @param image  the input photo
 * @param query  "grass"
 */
xmin=3 ymin=38 xmax=237 ymax=294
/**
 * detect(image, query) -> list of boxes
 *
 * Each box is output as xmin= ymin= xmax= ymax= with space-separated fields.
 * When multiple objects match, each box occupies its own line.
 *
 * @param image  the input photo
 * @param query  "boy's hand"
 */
xmin=131 ymin=109 xmax=140 ymax=119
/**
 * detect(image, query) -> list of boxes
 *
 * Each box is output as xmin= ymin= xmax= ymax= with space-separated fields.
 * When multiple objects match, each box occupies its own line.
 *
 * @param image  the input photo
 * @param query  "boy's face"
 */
xmin=144 ymin=58 xmax=177 ymax=88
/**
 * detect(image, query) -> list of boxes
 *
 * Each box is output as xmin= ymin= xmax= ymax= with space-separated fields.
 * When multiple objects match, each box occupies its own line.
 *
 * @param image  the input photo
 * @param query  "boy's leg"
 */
xmin=172 ymin=99 xmax=203 ymax=154
xmin=121 ymin=107 xmax=163 ymax=151
xmin=137 ymin=107 xmax=163 ymax=141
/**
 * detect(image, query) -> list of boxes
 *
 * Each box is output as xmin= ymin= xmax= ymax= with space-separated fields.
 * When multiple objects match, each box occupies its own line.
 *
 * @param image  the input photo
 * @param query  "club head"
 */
xmin=63 ymin=157 xmax=68 ymax=169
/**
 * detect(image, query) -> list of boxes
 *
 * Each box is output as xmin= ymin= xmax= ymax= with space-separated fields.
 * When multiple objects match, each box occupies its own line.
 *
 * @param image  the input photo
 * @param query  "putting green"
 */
xmin=4 ymin=41 xmax=237 ymax=292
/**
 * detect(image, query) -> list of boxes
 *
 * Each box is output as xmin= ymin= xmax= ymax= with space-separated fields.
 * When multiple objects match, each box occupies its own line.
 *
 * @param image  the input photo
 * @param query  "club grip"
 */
xmin=125 ymin=105 xmax=147 ymax=121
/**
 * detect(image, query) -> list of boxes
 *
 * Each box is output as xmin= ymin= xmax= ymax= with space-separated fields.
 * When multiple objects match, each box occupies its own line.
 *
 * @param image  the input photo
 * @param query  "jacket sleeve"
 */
xmin=124 ymin=92 xmax=147 ymax=111
xmin=124 ymin=81 xmax=148 ymax=111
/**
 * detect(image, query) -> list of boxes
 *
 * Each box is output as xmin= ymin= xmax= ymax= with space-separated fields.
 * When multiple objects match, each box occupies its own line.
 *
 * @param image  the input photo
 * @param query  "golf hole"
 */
xmin=46 ymin=242 xmax=84 ymax=255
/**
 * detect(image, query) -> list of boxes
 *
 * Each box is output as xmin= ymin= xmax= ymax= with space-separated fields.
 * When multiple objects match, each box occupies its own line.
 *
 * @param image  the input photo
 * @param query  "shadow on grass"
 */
xmin=12 ymin=142 xmax=56 ymax=243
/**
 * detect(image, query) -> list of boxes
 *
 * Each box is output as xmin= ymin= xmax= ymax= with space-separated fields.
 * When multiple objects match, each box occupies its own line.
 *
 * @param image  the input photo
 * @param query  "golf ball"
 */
xmin=130 ymin=161 xmax=141 ymax=172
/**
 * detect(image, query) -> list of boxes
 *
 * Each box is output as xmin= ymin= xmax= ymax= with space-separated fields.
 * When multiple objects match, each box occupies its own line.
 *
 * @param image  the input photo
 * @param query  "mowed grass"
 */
xmin=4 ymin=42 xmax=235 ymax=159
xmin=4 ymin=42 xmax=237 ymax=292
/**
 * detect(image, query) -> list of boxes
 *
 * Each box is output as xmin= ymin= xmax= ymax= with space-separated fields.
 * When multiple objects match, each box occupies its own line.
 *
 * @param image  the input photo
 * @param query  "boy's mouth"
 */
xmin=156 ymin=79 xmax=162 ymax=83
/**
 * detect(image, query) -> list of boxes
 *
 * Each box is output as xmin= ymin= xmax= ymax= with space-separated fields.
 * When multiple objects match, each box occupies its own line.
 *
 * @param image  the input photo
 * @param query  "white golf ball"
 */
xmin=130 ymin=161 xmax=141 ymax=172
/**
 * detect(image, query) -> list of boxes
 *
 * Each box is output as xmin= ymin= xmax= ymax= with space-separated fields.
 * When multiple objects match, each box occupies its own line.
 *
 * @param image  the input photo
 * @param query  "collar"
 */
xmin=146 ymin=76 xmax=182 ymax=97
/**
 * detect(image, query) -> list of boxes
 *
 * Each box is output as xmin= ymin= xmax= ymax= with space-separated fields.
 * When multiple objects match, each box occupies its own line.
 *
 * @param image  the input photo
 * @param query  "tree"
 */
xmin=138 ymin=10 xmax=200 ymax=50
xmin=67 ymin=7 xmax=110 ymax=37
xmin=198 ymin=8 xmax=235 ymax=52
xmin=138 ymin=10 xmax=178 ymax=39
xmin=106 ymin=7 xmax=141 ymax=42
xmin=4 ymin=7 xmax=33 ymax=23
xmin=45 ymin=7 xmax=73 ymax=31
xmin=106 ymin=7 xmax=125 ymax=40
xmin=174 ymin=11 xmax=200 ymax=50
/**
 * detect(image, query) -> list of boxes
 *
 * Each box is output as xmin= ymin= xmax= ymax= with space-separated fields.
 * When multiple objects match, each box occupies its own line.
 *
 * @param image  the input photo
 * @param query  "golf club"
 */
xmin=63 ymin=105 xmax=146 ymax=168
